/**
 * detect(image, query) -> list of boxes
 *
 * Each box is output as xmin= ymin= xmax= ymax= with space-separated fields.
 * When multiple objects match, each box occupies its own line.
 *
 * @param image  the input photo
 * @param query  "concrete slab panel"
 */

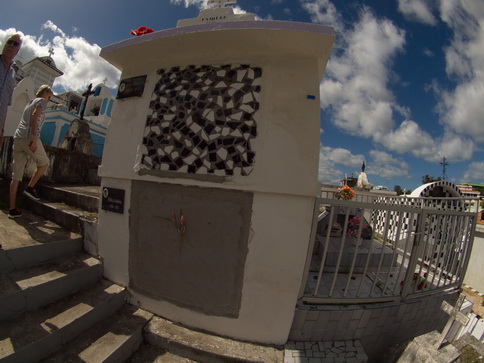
xmin=129 ymin=181 xmax=252 ymax=318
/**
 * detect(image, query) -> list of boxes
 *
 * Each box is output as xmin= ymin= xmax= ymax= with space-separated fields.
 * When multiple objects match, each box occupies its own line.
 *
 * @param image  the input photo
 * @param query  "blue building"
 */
xmin=41 ymin=83 xmax=113 ymax=157
xmin=5 ymin=54 xmax=113 ymax=158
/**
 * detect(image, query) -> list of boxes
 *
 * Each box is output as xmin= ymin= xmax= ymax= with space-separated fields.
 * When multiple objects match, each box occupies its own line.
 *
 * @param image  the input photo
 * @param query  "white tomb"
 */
xmin=98 ymin=3 xmax=334 ymax=345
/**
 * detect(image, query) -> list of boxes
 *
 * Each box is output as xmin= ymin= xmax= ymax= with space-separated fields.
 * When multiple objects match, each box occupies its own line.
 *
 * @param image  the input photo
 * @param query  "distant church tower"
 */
xmin=19 ymin=51 xmax=63 ymax=90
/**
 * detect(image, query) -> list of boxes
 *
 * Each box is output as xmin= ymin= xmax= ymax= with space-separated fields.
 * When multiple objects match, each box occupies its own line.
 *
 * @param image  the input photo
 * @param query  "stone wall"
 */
xmin=0 ymin=136 xmax=101 ymax=185
xmin=289 ymin=290 xmax=459 ymax=361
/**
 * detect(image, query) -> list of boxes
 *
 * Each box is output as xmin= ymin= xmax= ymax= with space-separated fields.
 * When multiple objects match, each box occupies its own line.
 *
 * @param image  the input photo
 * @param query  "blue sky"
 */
xmin=1 ymin=0 xmax=483 ymax=191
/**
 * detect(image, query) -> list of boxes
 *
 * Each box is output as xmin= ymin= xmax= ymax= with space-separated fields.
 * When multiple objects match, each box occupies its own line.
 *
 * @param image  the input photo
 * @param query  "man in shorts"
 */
xmin=8 ymin=85 xmax=52 ymax=218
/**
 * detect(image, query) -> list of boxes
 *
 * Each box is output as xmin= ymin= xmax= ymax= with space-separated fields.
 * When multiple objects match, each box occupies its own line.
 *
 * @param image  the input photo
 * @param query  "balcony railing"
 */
xmin=300 ymin=194 xmax=478 ymax=304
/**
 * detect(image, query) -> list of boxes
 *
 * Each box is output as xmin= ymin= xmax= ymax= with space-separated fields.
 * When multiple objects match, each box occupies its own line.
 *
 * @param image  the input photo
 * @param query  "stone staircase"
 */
xmin=25 ymin=184 xmax=100 ymax=235
xmin=0 ymin=182 xmax=284 ymax=363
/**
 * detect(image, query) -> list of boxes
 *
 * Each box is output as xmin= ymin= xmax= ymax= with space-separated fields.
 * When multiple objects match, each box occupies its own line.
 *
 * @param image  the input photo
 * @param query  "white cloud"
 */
xmin=42 ymin=20 xmax=66 ymax=38
xmin=1 ymin=23 xmax=121 ymax=93
xmin=169 ymin=0 xmax=205 ymax=8
xmin=463 ymin=161 xmax=484 ymax=182
xmin=314 ymin=3 xmax=481 ymax=165
xmin=381 ymin=120 xmax=440 ymax=161
xmin=324 ymin=146 xmax=364 ymax=167
xmin=300 ymin=0 xmax=343 ymax=33
xmin=436 ymin=0 xmax=484 ymax=143
xmin=368 ymin=150 xmax=411 ymax=179
xmin=318 ymin=145 xmax=410 ymax=184
xmin=318 ymin=154 xmax=344 ymax=185
xmin=169 ymin=0 xmax=251 ymax=18
xmin=232 ymin=6 xmax=249 ymax=15
xmin=423 ymin=47 xmax=434 ymax=57
xmin=318 ymin=145 xmax=364 ymax=184
xmin=397 ymin=0 xmax=437 ymax=25
xmin=169 ymin=0 xmax=247 ymax=11
xmin=438 ymin=133 xmax=475 ymax=162
xmin=320 ymin=9 xmax=406 ymax=140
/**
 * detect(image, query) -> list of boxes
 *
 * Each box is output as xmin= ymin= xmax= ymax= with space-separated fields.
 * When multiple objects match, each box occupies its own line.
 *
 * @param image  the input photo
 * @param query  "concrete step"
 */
xmin=43 ymin=304 xmax=152 ymax=363
xmin=145 ymin=316 xmax=284 ymax=363
xmin=0 ymin=237 xmax=83 ymax=274
xmin=25 ymin=199 xmax=96 ymax=234
xmin=0 ymin=279 xmax=127 ymax=363
xmin=37 ymin=184 xmax=100 ymax=213
xmin=0 ymin=252 xmax=103 ymax=320
xmin=0 ymin=208 xmax=81 ymax=251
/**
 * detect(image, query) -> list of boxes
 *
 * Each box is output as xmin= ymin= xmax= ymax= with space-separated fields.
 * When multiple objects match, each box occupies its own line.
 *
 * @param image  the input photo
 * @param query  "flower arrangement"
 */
xmin=334 ymin=185 xmax=355 ymax=200
xmin=346 ymin=215 xmax=368 ymax=237
xmin=400 ymin=272 xmax=428 ymax=290
xmin=130 ymin=26 xmax=154 ymax=36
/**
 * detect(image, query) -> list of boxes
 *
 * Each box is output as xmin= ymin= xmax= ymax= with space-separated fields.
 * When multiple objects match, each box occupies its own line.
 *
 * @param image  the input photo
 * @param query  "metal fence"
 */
xmin=300 ymin=195 xmax=478 ymax=304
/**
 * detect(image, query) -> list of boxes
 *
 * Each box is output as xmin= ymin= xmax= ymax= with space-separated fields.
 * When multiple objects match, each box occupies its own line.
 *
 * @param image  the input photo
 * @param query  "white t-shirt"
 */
xmin=14 ymin=98 xmax=47 ymax=139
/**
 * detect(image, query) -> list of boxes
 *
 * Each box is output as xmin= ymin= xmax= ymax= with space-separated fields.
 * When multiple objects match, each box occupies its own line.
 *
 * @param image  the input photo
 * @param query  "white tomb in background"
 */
xmin=373 ymin=181 xmax=468 ymax=272
xmin=98 ymin=1 xmax=334 ymax=345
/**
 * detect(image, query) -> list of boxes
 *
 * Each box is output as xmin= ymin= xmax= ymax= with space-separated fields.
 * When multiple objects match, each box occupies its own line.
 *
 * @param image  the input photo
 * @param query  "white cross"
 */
xmin=434 ymin=294 xmax=469 ymax=350
xmin=207 ymin=0 xmax=237 ymax=8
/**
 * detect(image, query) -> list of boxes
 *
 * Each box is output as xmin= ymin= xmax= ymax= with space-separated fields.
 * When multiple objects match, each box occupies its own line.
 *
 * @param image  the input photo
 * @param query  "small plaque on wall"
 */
xmin=102 ymin=187 xmax=125 ymax=214
xmin=116 ymin=75 xmax=147 ymax=99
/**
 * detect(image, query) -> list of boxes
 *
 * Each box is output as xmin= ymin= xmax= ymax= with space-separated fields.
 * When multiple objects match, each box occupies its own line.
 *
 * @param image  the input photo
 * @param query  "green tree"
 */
xmin=422 ymin=175 xmax=442 ymax=184
xmin=394 ymin=185 xmax=403 ymax=195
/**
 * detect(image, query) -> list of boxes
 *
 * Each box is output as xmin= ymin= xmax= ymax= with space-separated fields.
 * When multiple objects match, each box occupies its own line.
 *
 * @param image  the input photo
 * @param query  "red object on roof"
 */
xmin=130 ymin=26 xmax=154 ymax=36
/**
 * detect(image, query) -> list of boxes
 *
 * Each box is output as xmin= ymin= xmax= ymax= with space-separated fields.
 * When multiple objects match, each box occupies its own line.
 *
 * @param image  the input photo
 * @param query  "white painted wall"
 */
xmin=464 ymin=225 xmax=484 ymax=293
xmin=98 ymin=177 xmax=131 ymax=285
xmin=99 ymin=23 xmax=334 ymax=198
xmin=4 ymin=77 xmax=35 ymax=136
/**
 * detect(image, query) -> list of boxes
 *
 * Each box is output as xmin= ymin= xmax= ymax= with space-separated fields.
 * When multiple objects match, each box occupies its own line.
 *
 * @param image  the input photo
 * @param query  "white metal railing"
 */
xmin=300 ymin=195 xmax=478 ymax=304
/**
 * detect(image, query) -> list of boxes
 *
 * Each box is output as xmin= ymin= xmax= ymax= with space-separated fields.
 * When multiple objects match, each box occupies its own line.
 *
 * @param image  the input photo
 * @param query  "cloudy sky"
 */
xmin=1 ymin=0 xmax=483 ymax=190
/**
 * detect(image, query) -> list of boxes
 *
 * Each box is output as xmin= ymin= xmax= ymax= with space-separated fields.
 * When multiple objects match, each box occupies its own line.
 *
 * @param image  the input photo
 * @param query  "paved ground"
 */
xmin=0 ymin=178 xmax=79 ymax=250
xmin=0 ymin=205 xmax=79 ymax=250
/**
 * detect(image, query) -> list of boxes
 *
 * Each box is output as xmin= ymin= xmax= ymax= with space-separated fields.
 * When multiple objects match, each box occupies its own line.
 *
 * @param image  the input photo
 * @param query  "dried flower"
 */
xmin=170 ymin=210 xmax=186 ymax=233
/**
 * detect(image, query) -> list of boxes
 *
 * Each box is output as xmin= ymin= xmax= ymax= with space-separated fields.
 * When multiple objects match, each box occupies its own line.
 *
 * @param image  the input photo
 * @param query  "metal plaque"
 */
xmin=116 ymin=75 xmax=147 ymax=99
xmin=101 ymin=187 xmax=125 ymax=214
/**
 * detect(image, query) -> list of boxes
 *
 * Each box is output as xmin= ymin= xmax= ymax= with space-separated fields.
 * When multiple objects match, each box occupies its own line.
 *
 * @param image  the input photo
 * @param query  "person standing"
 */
xmin=8 ymin=85 xmax=52 ymax=218
xmin=0 ymin=34 xmax=22 ymax=149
